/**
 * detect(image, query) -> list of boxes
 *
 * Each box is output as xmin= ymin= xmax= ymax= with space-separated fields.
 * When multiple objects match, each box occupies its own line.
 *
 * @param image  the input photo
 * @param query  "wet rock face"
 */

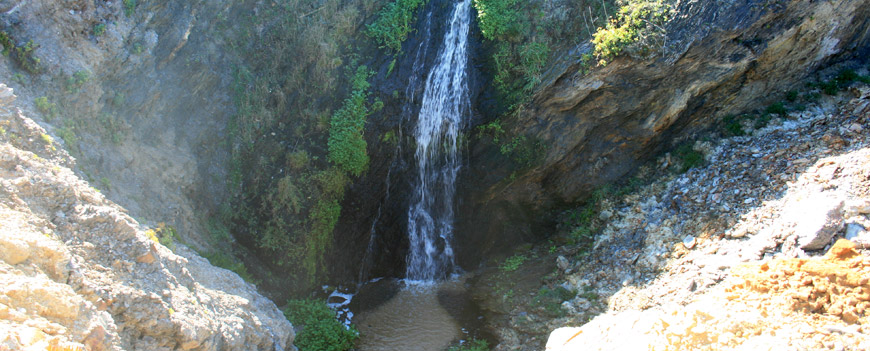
xmin=458 ymin=0 xmax=870 ymax=263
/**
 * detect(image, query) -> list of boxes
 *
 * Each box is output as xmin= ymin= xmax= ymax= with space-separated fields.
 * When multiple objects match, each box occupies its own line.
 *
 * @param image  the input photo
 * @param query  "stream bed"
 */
xmin=348 ymin=277 xmax=492 ymax=351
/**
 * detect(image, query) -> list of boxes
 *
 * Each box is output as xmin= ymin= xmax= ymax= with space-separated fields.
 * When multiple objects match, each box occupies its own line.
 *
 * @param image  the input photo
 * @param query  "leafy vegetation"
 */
xmin=592 ymin=0 xmax=671 ymax=66
xmin=674 ymin=143 xmax=703 ymax=173
xmin=500 ymin=253 xmax=527 ymax=272
xmin=93 ymin=23 xmax=107 ymax=37
xmin=1 ymin=31 xmax=41 ymax=74
xmin=447 ymin=339 xmax=490 ymax=351
xmin=366 ymin=0 xmax=427 ymax=53
xmin=532 ymin=286 xmax=575 ymax=317
xmin=328 ymin=66 xmax=375 ymax=176
xmin=65 ymin=70 xmax=91 ymax=93
xmin=35 ymin=96 xmax=58 ymax=121
xmin=283 ymin=299 xmax=358 ymax=351
xmin=123 ymin=0 xmax=137 ymax=17
xmin=204 ymin=250 xmax=259 ymax=285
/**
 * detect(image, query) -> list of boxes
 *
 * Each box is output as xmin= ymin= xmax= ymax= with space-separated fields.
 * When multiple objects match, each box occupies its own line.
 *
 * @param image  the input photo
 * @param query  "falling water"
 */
xmin=406 ymin=0 xmax=471 ymax=281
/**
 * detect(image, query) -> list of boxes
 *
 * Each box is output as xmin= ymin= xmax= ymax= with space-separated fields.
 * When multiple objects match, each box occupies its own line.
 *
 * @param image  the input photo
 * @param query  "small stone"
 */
xmin=556 ymin=256 xmax=570 ymax=271
xmin=847 ymin=123 xmax=863 ymax=132
xmin=599 ymin=210 xmax=613 ymax=220
xmin=683 ymin=235 xmax=696 ymax=249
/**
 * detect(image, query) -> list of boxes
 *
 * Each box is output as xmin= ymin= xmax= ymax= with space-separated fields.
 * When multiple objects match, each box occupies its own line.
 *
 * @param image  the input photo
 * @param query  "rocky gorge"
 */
xmin=0 ymin=0 xmax=869 ymax=350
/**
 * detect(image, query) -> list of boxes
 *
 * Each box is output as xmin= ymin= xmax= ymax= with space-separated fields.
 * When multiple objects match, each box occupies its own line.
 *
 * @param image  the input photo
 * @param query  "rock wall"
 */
xmin=0 ymin=0 xmax=237 ymax=249
xmin=457 ymin=0 xmax=870 ymax=266
xmin=0 ymin=85 xmax=293 ymax=350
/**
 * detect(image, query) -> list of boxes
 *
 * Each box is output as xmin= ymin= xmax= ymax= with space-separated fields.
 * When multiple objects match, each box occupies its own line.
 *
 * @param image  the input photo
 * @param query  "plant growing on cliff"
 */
xmin=366 ymin=0 xmax=427 ymax=53
xmin=328 ymin=65 xmax=375 ymax=176
xmin=500 ymin=254 xmax=527 ymax=272
xmin=35 ymin=96 xmax=58 ymax=121
xmin=123 ymin=0 xmax=137 ymax=17
xmin=448 ymin=339 xmax=490 ymax=351
xmin=1 ymin=31 xmax=41 ymax=74
xmin=592 ymin=0 xmax=671 ymax=66
xmin=93 ymin=23 xmax=107 ymax=37
xmin=283 ymin=299 xmax=358 ymax=351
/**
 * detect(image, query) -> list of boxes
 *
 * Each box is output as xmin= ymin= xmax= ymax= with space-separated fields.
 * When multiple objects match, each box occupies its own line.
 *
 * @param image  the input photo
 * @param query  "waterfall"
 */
xmin=406 ymin=0 xmax=471 ymax=281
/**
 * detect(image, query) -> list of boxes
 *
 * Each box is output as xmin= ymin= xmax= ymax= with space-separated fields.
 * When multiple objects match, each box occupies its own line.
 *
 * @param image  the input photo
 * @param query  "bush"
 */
xmin=283 ymin=299 xmax=358 ymax=351
xmin=66 ymin=70 xmax=91 ymax=93
xmin=204 ymin=251 xmax=259 ymax=285
xmin=592 ymin=0 xmax=671 ymax=66
xmin=1 ymin=32 xmax=42 ymax=74
xmin=366 ymin=0 xmax=427 ymax=53
xmin=674 ymin=143 xmax=703 ymax=173
xmin=35 ymin=96 xmax=58 ymax=121
xmin=500 ymin=254 xmax=527 ymax=272
xmin=93 ymin=23 xmax=107 ymax=36
xmin=123 ymin=0 xmax=137 ymax=17
xmin=473 ymin=0 xmax=524 ymax=41
xmin=327 ymin=66 xmax=374 ymax=176
xmin=448 ymin=339 xmax=490 ymax=351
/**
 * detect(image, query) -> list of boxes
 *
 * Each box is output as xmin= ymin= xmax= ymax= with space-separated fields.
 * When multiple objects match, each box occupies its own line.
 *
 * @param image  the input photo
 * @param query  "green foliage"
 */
xmin=34 ymin=96 xmax=58 ymax=121
xmin=500 ymin=254 xmax=527 ymax=272
xmin=100 ymin=177 xmax=111 ymax=191
xmin=283 ymin=299 xmax=358 ymax=351
xmin=65 ymin=70 xmax=91 ymax=93
xmin=473 ymin=0 xmax=524 ymax=41
xmin=0 ymin=31 xmax=10 ymax=56
xmin=93 ymin=23 xmax=107 ymax=36
xmin=11 ymin=73 xmax=27 ymax=86
xmin=765 ymin=101 xmax=787 ymax=116
xmin=532 ymin=286 xmax=575 ymax=317
xmin=123 ymin=0 xmax=137 ymax=17
xmin=204 ymin=251 xmax=259 ymax=285
xmin=328 ymin=66 xmax=374 ymax=176
xmin=1 ymin=32 xmax=41 ymax=74
xmin=57 ymin=126 xmax=78 ymax=154
xmin=366 ymin=0 xmax=427 ymax=53
xmin=98 ymin=113 xmax=126 ymax=144
xmin=592 ymin=0 xmax=671 ymax=66
xmin=785 ymin=90 xmax=798 ymax=102
xmin=288 ymin=150 xmax=310 ymax=170
xmin=448 ymin=339 xmax=490 ymax=351
xmin=722 ymin=114 xmax=746 ymax=136
xmin=499 ymin=135 xmax=544 ymax=168
xmin=477 ymin=119 xmax=505 ymax=143
xmin=674 ymin=143 xmax=703 ymax=173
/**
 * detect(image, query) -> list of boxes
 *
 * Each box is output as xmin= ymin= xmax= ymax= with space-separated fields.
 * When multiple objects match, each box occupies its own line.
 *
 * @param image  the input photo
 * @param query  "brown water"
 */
xmin=351 ymin=278 xmax=490 ymax=351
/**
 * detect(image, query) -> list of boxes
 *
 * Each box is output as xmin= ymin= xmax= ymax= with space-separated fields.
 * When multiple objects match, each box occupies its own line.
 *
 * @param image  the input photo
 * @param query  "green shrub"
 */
xmin=288 ymin=150 xmax=310 ymax=170
xmin=204 ymin=251 xmax=259 ymax=284
xmin=366 ymin=0 xmax=427 ymax=53
xmin=591 ymin=0 xmax=671 ymax=66
xmin=283 ymin=299 xmax=358 ymax=351
xmin=327 ymin=66 xmax=374 ymax=176
xmin=765 ymin=101 xmax=787 ymax=116
xmin=94 ymin=23 xmax=107 ymax=36
xmin=722 ymin=114 xmax=745 ymax=136
xmin=674 ymin=143 xmax=703 ymax=173
xmin=473 ymin=0 xmax=524 ymax=41
xmin=123 ymin=0 xmax=137 ymax=17
xmin=448 ymin=339 xmax=490 ymax=351
xmin=500 ymin=254 xmax=527 ymax=272
xmin=34 ymin=96 xmax=58 ymax=121
xmin=66 ymin=70 xmax=91 ymax=93
xmin=0 ymin=32 xmax=41 ymax=73
xmin=785 ymin=90 xmax=798 ymax=102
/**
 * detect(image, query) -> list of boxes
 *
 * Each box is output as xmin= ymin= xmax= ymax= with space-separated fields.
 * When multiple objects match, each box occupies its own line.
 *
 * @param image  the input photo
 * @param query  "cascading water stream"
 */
xmin=406 ymin=0 xmax=471 ymax=282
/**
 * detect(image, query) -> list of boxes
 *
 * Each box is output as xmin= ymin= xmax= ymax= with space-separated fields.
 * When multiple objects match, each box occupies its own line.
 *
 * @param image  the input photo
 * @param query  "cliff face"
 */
xmin=456 ymin=0 xmax=870 ymax=265
xmin=0 ymin=0 xmax=237 ymax=249
xmin=0 ymin=85 xmax=293 ymax=350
